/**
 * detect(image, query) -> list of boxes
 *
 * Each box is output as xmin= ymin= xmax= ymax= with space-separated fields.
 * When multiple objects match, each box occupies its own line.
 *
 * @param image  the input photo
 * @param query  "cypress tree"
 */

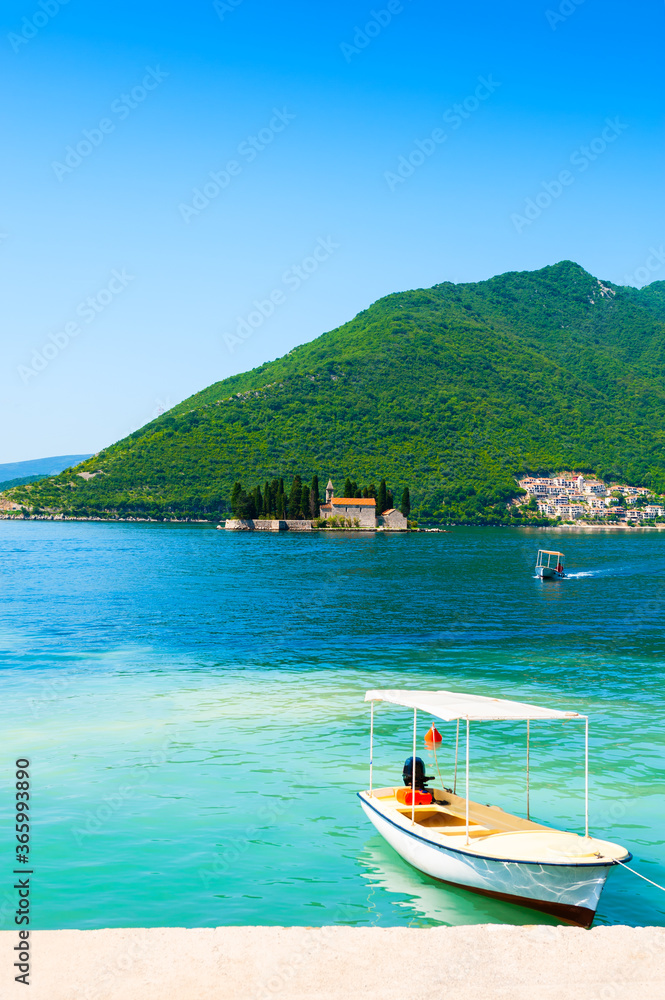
xmin=236 ymin=489 xmax=255 ymax=518
xmin=310 ymin=475 xmax=320 ymax=518
xmin=263 ymin=482 xmax=271 ymax=517
xmin=276 ymin=492 xmax=286 ymax=519
xmin=401 ymin=487 xmax=411 ymax=517
xmin=253 ymin=485 xmax=262 ymax=517
xmin=231 ymin=482 xmax=242 ymax=517
xmin=270 ymin=479 xmax=280 ymax=516
xmin=343 ymin=477 xmax=353 ymax=497
xmin=288 ymin=475 xmax=302 ymax=518
xmin=301 ymin=484 xmax=310 ymax=518
xmin=378 ymin=479 xmax=387 ymax=514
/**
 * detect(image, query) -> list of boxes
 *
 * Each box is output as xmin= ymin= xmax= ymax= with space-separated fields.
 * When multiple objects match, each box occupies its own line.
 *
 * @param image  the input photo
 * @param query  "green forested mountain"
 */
xmin=0 ymin=475 xmax=46 ymax=492
xmin=7 ymin=261 xmax=665 ymax=522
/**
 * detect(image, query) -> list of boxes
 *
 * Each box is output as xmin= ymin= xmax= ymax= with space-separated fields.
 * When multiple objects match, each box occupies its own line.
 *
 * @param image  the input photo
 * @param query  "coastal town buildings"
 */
xmin=516 ymin=474 xmax=660 ymax=522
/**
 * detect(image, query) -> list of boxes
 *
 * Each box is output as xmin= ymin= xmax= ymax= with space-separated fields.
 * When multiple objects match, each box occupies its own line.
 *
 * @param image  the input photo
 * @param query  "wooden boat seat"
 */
xmin=394 ymin=806 xmax=503 ymax=839
xmin=416 ymin=814 xmax=476 ymax=829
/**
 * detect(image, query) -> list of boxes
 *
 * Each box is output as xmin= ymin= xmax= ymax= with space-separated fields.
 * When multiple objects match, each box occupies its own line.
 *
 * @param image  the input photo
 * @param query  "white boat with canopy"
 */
xmin=358 ymin=688 xmax=630 ymax=926
xmin=536 ymin=549 xmax=565 ymax=579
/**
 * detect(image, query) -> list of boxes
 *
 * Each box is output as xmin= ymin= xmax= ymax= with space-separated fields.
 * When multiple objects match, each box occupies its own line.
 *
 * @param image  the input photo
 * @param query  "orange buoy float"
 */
xmin=396 ymin=787 xmax=432 ymax=806
xmin=424 ymin=725 xmax=442 ymax=746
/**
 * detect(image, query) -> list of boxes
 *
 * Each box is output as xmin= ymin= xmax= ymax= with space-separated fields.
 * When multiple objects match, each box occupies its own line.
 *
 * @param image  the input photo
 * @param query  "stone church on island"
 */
xmin=318 ymin=480 xmax=407 ymax=530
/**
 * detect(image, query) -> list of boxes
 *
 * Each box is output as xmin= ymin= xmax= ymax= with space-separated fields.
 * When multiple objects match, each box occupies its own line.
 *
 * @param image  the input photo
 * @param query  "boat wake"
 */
xmin=531 ymin=571 xmax=595 ymax=580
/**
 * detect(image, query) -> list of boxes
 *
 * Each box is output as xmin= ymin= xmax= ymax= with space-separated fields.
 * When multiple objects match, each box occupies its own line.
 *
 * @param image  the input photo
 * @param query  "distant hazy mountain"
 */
xmin=0 ymin=455 xmax=93 ymax=482
xmin=5 ymin=262 xmax=665 ymax=522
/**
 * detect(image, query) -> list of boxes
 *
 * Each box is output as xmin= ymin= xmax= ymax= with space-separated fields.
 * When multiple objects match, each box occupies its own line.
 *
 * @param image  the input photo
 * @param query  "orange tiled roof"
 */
xmin=331 ymin=497 xmax=376 ymax=505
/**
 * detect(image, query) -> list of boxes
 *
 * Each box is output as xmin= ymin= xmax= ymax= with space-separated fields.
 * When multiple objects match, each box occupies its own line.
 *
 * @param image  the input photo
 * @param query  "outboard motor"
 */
xmin=402 ymin=756 xmax=434 ymax=791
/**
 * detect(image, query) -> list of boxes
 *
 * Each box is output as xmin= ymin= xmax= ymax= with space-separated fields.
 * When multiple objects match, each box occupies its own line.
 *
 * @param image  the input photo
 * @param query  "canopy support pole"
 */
xmin=465 ymin=718 xmax=470 ymax=845
xmin=411 ymin=709 xmax=417 ymax=826
xmin=526 ymin=719 xmax=530 ymax=821
xmin=454 ymin=719 xmax=459 ymax=794
xmin=584 ymin=717 xmax=589 ymax=838
xmin=369 ymin=701 xmax=374 ymax=797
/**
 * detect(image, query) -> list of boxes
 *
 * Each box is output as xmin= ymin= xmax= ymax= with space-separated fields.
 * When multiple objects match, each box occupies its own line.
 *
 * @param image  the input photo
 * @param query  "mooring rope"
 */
xmin=615 ymin=859 xmax=665 ymax=893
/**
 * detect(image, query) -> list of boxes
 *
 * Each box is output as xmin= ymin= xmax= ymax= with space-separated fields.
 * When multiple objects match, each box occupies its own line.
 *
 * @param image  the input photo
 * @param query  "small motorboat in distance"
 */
xmin=536 ymin=549 xmax=565 ymax=579
xmin=359 ymin=689 xmax=630 ymax=927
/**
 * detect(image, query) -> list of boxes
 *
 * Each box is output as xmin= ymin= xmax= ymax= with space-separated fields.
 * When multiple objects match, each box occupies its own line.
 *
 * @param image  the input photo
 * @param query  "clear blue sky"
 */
xmin=1 ymin=0 xmax=663 ymax=463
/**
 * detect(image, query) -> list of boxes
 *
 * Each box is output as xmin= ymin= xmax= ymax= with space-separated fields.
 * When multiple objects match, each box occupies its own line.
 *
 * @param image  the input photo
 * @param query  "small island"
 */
xmin=225 ymin=478 xmax=411 ymax=531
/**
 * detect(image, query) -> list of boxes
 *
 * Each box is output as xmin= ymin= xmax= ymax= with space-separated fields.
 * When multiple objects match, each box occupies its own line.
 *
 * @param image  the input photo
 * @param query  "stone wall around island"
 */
xmin=224 ymin=518 xmax=408 ymax=531
xmin=224 ymin=519 xmax=312 ymax=531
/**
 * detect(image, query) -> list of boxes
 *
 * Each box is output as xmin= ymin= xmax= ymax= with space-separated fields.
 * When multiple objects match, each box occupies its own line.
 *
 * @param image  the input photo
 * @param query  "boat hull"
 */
xmin=360 ymin=795 xmax=613 ymax=926
xmin=536 ymin=567 xmax=564 ymax=579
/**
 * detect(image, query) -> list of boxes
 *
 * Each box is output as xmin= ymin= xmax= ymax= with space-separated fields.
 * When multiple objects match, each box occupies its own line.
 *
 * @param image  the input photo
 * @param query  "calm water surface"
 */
xmin=1 ymin=521 xmax=664 ymax=929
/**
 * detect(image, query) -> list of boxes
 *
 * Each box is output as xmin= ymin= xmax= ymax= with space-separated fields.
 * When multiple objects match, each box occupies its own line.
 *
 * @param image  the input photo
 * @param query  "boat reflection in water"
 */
xmin=358 ymin=837 xmax=561 ymax=926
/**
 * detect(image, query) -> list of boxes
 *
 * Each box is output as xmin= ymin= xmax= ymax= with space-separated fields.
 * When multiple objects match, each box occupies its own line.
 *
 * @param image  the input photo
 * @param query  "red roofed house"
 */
xmin=378 ymin=507 xmax=408 ymax=530
xmin=319 ymin=479 xmax=377 ymax=528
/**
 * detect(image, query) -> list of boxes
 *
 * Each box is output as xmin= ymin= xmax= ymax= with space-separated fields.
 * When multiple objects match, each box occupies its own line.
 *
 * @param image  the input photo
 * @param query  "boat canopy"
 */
xmin=364 ymin=688 xmax=583 ymax=722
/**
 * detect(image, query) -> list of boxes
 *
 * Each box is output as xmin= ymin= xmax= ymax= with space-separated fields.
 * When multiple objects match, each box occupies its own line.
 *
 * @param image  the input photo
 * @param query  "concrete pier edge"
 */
xmin=2 ymin=924 xmax=664 ymax=999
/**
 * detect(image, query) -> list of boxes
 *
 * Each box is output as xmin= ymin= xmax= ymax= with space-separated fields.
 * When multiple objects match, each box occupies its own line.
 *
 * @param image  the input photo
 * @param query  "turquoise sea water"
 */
xmin=1 ymin=521 xmax=664 ymax=930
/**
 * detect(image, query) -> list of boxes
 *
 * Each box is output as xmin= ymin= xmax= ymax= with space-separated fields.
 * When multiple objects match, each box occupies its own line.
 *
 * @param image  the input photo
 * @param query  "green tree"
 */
xmin=231 ymin=482 xmax=242 ymax=516
xmin=377 ymin=479 xmax=387 ymax=513
xmin=310 ymin=475 xmax=320 ymax=518
xmin=275 ymin=478 xmax=285 ymax=517
xmin=343 ymin=477 xmax=353 ymax=497
xmin=301 ymin=484 xmax=310 ymax=518
xmin=288 ymin=475 xmax=303 ymax=518
xmin=400 ymin=487 xmax=411 ymax=517
xmin=269 ymin=478 xmax=280 ymax=516
xmin=234 ymin=489 xmax=256 ymax=518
